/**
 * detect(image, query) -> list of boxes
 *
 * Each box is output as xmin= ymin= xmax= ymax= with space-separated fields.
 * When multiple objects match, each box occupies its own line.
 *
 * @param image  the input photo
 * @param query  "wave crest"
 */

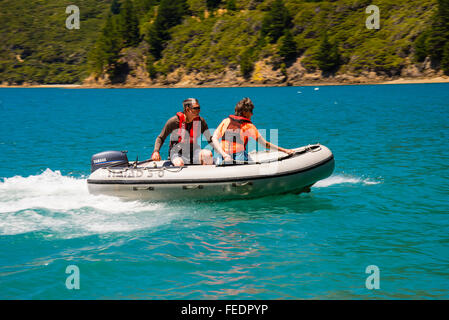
xmin=313 ymin=174 xmax=381 ymax=188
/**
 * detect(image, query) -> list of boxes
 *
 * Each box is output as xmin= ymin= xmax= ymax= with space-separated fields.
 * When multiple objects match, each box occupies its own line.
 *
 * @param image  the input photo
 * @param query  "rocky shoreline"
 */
xmin=2 ymin=75 xmax=449 ymax=89
xmin=79 ymin=54 xmax=449 ymax=88
xmin=2 ymin=53 xmax=449 ymax=89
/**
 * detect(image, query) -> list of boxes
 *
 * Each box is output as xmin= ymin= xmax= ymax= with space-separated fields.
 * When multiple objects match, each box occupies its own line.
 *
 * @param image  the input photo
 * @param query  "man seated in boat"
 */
xmin=151 ymin=98 xmax=214 ymax=166
xmin=212 ymin=97 xmax=294 ymax=164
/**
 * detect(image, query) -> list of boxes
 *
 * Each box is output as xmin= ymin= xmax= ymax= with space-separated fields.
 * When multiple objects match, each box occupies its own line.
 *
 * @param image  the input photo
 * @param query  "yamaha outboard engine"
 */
xmin=91 ymin=150 xmax=129 ymax=173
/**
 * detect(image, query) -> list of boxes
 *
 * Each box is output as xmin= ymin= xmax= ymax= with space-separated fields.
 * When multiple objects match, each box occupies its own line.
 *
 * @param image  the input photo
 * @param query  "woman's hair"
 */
xmin=235 ymin=97 xmax=254 ymax=116
xmin=183 ymin=98 xmax=199 ymax=112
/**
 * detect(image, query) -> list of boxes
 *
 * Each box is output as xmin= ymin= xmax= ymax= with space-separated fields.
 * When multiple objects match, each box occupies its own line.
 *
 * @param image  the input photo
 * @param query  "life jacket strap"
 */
xmin=176 ymin=112 xmax=200 ymax=144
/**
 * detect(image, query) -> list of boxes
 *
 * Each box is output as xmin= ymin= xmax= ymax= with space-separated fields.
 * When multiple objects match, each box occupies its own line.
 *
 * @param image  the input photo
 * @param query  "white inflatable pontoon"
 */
xmin=87 ymin=144 xmax=334 ymax=201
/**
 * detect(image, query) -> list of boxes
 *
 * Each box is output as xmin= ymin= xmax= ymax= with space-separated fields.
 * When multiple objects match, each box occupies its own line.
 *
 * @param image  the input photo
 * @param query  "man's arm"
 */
xmin=152 ymin=116 xmax=178 ymax=160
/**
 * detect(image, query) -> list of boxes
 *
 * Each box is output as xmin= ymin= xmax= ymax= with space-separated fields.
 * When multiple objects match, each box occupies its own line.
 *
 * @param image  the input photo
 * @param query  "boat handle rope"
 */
xmin=106 ymin=165 xmax=184 ymax=174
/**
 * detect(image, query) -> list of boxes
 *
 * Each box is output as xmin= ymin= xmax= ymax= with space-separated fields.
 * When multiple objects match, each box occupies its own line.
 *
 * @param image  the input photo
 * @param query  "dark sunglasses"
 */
xmin=189 ymin=106 xmax=201 ymax=110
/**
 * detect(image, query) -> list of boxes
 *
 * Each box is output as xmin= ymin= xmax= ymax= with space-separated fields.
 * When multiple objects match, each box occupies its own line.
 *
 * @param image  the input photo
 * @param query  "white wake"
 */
xmin=0 ymin=169 xmax=179 ymax=237
xmin=313 ymin=174 xmax=381 ymax=188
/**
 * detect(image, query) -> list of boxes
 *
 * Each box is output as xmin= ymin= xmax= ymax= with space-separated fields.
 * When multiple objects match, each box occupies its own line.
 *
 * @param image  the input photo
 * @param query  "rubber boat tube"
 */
xmin=87 ymin=144 xmax=335 ymax=201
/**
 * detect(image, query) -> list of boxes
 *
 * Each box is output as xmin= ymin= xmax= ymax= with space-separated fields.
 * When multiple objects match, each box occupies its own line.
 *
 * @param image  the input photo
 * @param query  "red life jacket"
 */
xmin=173 ymin=111 xmax=201 ymax=146
xmin=221 ymin=115 xmax=252 ymax=152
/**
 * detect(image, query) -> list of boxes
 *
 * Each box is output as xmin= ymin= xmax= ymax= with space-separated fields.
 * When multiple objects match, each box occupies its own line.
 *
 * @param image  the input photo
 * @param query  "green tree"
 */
xmin=146 ymin=25 xmax=165 ymax=60
xmin=207 ymin=0 xmax=221 ymax=11
xmin=279 ymin=29 xmax=297 ymax=62
xmin=134 ymin=0 xmax=157 ymax=12
xmin=134 ymin=0 xmax=158 ymax=18
xmin=110 ymin=0 xmax=121 ymax=14
xmin=427 ymin=19 xmax=448 ymax=61
xmin=188 ymin=0 xmax=206 ymax=16
xmin=316 ymin=32 xmax=340 ymax=73
xmin=426 ymin=0 xmax=449 ymax=62
xmin=88 ymin=15 xmax=122 ymax=76
xmin=155 ymin=0 xmax=188 ymax=30
xmin=414 ymin=31 xmax=429 ymax=62
xmin=437 ymin=0 xmax=449 ymax=29
xmin=226 ymin=0 xmax=237 ymax=11
xmin=146 ymin=0 xmax=188 ymax=59
xmin=117 ymin=0 xmax=140 ymax=47
xmin=441 ymin=42 xmax=449 ymax=75
xmin=240 ymin=48 xmax=254 ymax=78
xmin=260 ymin=0 xmax=292 ymax=43
xmin=146 ymin=54 xmax=158 ymax=78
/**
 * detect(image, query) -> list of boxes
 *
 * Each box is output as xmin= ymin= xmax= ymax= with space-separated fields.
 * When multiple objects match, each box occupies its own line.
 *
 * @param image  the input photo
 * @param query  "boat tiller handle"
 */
xmin=182 ymin=185 xmax=204 ymax=190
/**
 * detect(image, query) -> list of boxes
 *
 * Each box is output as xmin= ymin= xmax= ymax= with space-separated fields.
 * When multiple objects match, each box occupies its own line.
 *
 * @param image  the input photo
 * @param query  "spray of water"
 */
xmin=313 ymin=174 xmax=381 ymax=188
xmin=0 ymin=169 xmax=179 ymax=238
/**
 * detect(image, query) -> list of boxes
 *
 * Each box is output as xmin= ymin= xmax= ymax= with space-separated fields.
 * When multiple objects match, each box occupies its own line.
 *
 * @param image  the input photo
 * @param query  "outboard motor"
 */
xmin=91 ymin=150 xmax=129 ymax=173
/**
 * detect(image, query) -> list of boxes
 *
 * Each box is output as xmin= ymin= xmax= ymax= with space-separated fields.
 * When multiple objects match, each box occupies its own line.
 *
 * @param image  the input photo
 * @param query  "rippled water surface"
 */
xmin=0 ymin=85 xmax=448 ymax=299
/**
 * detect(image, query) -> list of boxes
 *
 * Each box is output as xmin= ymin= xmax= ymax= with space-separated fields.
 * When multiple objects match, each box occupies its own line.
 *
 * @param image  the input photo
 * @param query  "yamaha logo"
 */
xmin=93 ymin=158 xmax=107 ymax=164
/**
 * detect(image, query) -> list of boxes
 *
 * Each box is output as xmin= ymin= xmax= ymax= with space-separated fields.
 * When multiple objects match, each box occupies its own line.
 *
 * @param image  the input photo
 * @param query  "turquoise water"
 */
xmin=0 ymin=85 xmax=448 ymax=299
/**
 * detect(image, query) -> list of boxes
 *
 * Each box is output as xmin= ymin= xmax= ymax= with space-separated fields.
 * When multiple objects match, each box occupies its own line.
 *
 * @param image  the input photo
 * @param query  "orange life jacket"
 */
xmin=221 ymin=115 xmax=252 ymax=153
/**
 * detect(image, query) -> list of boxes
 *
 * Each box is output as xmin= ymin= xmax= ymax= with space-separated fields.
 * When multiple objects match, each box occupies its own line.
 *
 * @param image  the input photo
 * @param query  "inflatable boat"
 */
xmin=87 ymin=144 xmax=334 ymax=201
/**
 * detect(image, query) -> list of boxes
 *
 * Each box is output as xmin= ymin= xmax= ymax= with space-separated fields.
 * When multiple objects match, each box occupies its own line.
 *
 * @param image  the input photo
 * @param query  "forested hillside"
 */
xmin=1 ymin=0 xmax=448 ymax=86
xmin=0 ymin=0 xmax=111 ymax=84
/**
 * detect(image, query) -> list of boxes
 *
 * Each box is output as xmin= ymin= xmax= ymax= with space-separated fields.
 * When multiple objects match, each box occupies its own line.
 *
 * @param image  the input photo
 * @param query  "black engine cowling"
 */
xmin=91 ymin=150 xmax=129 ymax=173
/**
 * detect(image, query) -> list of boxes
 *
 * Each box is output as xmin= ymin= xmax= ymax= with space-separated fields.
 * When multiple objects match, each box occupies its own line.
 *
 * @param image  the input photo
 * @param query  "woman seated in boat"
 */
xmin=151 ymin=98 xmax=214 ymax=166
xmin=212 ymin=97 xmax=294 ymax=164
